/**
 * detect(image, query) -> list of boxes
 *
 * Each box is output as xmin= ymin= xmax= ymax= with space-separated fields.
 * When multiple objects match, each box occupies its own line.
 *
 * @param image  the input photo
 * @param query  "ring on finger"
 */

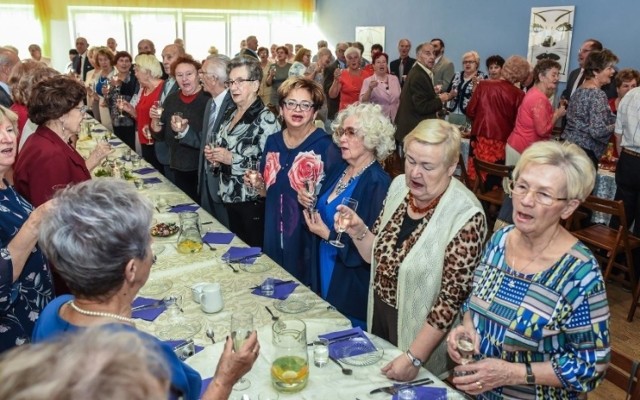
xmin=476 ymin=381 xmax=483 ymax=389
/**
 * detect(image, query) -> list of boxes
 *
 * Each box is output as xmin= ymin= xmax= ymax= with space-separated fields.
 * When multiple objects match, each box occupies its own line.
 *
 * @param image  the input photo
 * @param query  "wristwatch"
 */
xmin=524 ymin=360 xmax=535 ymax=384
xmin=406 ymin=349 xmax=423 ymax=368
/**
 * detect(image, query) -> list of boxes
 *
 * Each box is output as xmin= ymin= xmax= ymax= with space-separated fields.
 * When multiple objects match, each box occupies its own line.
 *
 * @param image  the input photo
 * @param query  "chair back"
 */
xmin=606 ymin=349 xmax=640 ymax=400
xmin=471 ymin=158 xmax=513 ymax=195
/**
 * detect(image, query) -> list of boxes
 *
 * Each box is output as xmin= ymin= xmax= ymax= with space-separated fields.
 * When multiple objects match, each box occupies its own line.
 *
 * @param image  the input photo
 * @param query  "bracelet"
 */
xmin=354 ymin=226 xmax=368 ymax=241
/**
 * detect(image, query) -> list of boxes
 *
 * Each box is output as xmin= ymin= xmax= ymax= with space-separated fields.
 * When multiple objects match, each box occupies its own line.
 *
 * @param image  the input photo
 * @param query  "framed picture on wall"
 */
xmin=526 ymin=6 xmax=575 ymax=82
xmin=355 ymin=26 xmax=385 ymax=61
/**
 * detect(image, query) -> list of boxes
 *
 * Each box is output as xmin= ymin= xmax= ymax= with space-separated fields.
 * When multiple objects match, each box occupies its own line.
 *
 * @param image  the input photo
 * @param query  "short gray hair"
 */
xmin=204 ymin=54 xmax=230 ymax=81
xmin=344 ymin=47 xmax=361 ymax=59
xmin=228 ymin=56 xmax=263 ymax=83
xmin=39 ymin=179 xmax=153 ymax=299
xmin=134 ymin=54 xmax=163 ymax=78
xmin=331 ymin=103 xmax=396 ymax=161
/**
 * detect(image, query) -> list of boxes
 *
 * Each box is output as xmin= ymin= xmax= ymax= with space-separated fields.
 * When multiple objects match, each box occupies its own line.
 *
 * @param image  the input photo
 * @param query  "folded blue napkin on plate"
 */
xmin=203 ymin=232 xmax=234 ymax=245
xmin=319 ymin=327 xmax=375 ymax=359
xmin=131 ymin=297 xmax=166 ymax=321
xmin=222 ymin=246 xmax=261 ymax=264
xmin=134 ymin=167 xmax=156 ymax=175
xmin=251 ymin=278 xmax=298 ymax=300
xmin=170 ymin=204 xmax=199 ymax=213
xmin=199 ymin=377 xmax=213 ymax=399
xmin=142 ymin=177 xmax=162 ymax=184
xmin=392 ymin=386 xmax=447 ymax=399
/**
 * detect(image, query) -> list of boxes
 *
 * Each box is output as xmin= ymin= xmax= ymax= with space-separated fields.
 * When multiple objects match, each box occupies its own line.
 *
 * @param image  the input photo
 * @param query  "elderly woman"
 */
xmin=301 ymin=103 xmax=393 ymax=328
xmin=465 ymin=55 xmax=529 ymax=183
xmin=205 ymin=56 xmax=280 ymax=247
xmin=106 ymin=51 xmax=137 ymax=150
xmin=448 ymin=141 xmax=609 ymax=399
xmin=485 ymin=55 xmax=505 ymax=80
xmin=609 ymin=68 xmax=640 ymax=114
xmin=14 ymin=75 xmax=111 ymax=208
xmin=31 ymin=179 xmax=259 ymax=400
xmin=257 ymin=46 xmax=272 ymax=106
xmin=288 ymin=47 xmax=312 ymax=78
xmin=8 ymin=60 xmax=42 ymax=133
xmin=359 ymin=52 xmax=401 ymax=120
xmin=0 ymin=106 xmax=53 ymax=352
xmin=92 ymin=47 xmax=116 ymax=130
xmin=329 ymin=47 xmax=373 ymax=112
xmin=249 ymin=77 xmax=341 ymax=282
xmin=27 ymin=44 xmax=51 ymax=67
xmin=339 ymin=119 xmax=487 ymax=379
xmin=118 ymin=54 xmax=164 ymax=171
xmin=150 ymin=55 xmax=207 ymax=201
xmin=265 ymin=46 xmax=291 ymax=106
xmin=562 ymin=49 xmax=618 ymax=167
xmin=445 ymin=51 xmax=487 ymax=126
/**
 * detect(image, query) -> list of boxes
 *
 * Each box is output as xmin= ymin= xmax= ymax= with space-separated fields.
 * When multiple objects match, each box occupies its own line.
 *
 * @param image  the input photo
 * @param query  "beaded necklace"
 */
xmin=334 ymin=159 xmax=376 ymax=195
xmin=69 ymin=301 xmax=135 ymax=325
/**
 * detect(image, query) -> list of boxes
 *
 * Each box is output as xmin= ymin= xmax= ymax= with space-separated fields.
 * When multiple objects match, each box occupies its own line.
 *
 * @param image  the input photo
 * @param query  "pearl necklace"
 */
xmin=334 ymin=159 xmax=376 ymax=195
xmin=507 ymin=227 xmax=559 ymax=288
xmin=69 ymin=301 xmax=136 ymax=325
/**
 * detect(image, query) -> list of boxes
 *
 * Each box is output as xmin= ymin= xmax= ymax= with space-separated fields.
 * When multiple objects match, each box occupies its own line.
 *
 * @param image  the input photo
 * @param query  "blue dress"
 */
xmin=0 ymin=182 xmax=53 ymax=352
xmin=261 ymin=128 xmax=342 ymax=284
xmin=33 ymin=295 xmax=202 ymax=400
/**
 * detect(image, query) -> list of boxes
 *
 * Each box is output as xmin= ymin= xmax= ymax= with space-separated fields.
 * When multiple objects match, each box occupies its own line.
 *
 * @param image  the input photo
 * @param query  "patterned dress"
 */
xmin=0 ymin=183 xmax=53 ymax=352
xmin=464 ymin=226 xmax=610 ymax=399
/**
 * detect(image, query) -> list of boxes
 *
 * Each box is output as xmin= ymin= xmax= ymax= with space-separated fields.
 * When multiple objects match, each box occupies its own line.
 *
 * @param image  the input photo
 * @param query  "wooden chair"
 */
xmin=566 ymin=196 xmax=640 ymax=321
xmin=471 ymin=158 xmax=514 ymax=227
xmin=454 ymin=154 xmax=472 ymax=189
xmin=605 ymin=349 xmax=640 ymax=400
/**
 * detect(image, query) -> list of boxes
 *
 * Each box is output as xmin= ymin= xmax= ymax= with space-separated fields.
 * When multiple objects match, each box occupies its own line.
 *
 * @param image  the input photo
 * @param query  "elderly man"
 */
xmin=106 ymin=37 xmax=117 ymax=54
xmin=0 ymin=47 xmax=18 ymax=107
xmin=394 ymin=42 xmax=448 ymax=143
xmin=180 ymin=55 xmax=232 ymax=229
xmin=73 ymin=37 xmax=93 ymax=81
xmin=240 ymin=35 xmax=259 ymax=59
xmin=390 ymin=39 xmax=416 ymax=87
xmin=312 ymin=39 xmax=331 ymax=62
xmin=323 ymin=42 xmax=348 ymax=128
xmin=562 ymin=38 xmax=616 ymax=100
xmin=430 ymin=38 xmax=455 ymax=90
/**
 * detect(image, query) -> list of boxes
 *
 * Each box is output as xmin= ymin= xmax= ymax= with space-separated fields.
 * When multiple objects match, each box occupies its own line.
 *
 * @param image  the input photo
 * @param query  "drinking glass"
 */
xmin=231 ymin=312 xmax=253 ymax=390
xmin=116 ymin=95 xmax=125 ymax=119
xmin=153 ymin=100 xmax=164 ymax=125
xmin=454 ymin=331 xmax=475 ymax=376
xmin=172 ymin=112 xmax=184 ymax=132
xmin=246 ymin=160 xmax=261 ymax=196
xmin=329 ymin=197 xmax=358 ymax=248
xmin=313 ymin=338 xmax=329 ymax=367
xmin=304 ymin=178 xmax=319 ymax=212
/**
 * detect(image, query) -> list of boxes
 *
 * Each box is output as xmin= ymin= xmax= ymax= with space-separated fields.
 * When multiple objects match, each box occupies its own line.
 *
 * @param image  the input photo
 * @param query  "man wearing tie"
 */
xmin=73 ymin=37 xmax=94 ymax=81
xmin=390 ymin=39 xmax=416 ymax=87
xmin=0 ymin=47 xmax=19 ymax=107
xmin=180 ymin=55 xmax=232 ymax=229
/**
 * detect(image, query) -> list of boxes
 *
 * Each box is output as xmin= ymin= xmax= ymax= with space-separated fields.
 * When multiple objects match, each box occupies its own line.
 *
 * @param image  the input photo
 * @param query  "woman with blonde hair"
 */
xmin=444 ymin=50 xmax=487 ymax=125
xmin=288 ymin=47 xmax=312 ymax=77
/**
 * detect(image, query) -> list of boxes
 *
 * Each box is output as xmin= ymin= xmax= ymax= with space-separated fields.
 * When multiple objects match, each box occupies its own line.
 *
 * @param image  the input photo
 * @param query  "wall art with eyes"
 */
xmin=526 ymin=6 xmax=575 ymax=82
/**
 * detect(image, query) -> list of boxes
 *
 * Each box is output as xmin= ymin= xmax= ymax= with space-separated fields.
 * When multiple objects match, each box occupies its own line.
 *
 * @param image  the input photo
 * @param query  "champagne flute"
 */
xmin=329 ymin=197 xmax=358 ymax=248
xmin=153 ymin=100 xmax=164 ymax=125
xmin=304 ymin=178 xmax=318 ymax=212
xmin=231 ymin=312 xmax=253 ymax=390
xmin=116 ymin=95 xmax=125 ymax=119
xmin=246 ymin=159 xmax=261 ymax=196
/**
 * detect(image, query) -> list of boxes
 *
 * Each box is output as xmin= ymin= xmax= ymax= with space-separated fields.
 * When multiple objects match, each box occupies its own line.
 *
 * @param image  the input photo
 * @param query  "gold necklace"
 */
xmin=507 ymin=228 xmax=559 ymax=288
xmin=69 ymin=301 xmax=135 ymax=325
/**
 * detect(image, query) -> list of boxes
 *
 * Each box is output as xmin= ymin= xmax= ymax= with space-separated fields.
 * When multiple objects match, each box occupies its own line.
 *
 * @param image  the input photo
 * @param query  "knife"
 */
xmin=369 ymin=377 xmax=434 ymax=395
xmin=250 ymin=280 xmax=295 ymax=290
xmin=132 ymin=299 xmax=165 ymax=311
xmin=227 ymin=253 xmax=263 ymax=263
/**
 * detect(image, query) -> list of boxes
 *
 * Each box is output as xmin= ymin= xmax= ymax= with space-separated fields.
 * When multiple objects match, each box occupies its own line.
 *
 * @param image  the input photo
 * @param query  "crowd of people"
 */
xmin=0 ymin=32 xmax=630 ymax=399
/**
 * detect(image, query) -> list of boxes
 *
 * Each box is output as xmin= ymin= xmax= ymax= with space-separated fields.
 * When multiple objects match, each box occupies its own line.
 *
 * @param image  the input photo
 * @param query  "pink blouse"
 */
xmin=507 ymin=86 xmax=554 ymax=154
xmin=359 ymin=74 xmax=402 ymax=120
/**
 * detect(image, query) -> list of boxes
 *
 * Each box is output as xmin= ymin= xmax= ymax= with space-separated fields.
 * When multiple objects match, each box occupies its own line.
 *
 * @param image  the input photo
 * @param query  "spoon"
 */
xmin=205 ymin=328 xmax=215 ymax=344
xmin=204 ymin=242 xmax=216 ymax=251
xmin=226 ymin=263 xmax=239 ymax=273
xmin=265 ymin=306 xmax=279 ymax=321
xmin=329 ymin=356 xmax=353 ymax=375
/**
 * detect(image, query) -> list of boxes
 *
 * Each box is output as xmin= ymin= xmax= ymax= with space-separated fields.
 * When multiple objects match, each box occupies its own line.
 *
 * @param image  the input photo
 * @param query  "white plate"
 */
xmin=156 ymin=319 xmax=202 ymax=340
xmin=335 ymin=337 xmax=384 ymax=366
xmin=274 ymin=294 xmax=313 ymax=314
xmin=239 ymin=262 xmax=271 ymax=273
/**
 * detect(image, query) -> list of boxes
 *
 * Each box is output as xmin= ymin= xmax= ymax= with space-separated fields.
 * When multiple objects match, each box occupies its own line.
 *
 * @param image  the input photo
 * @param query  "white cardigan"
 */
xmin=367 ymin=175 xmax=484 ymax=375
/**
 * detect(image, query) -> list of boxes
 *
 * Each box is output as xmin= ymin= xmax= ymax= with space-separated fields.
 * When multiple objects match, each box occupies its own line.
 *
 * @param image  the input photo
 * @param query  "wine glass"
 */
xmin=172 ymin=112 xmax=184 ymax=133
xmin=304 ymin=178 xmax=319 ymax=212
xmin=454 ymin=331 xmax=475 ymax=376
xmin=246 ymin=160 xmax=261 ymax=196
xmin=329 ymin=197 xmax=358 ymax=248
xmin=230 ymin=312 xmax=253 ymax=390
xmin=153 ymin=100 xmax=164 ymax=126
xmin=116 ymin=95 xmax=125 ymax=119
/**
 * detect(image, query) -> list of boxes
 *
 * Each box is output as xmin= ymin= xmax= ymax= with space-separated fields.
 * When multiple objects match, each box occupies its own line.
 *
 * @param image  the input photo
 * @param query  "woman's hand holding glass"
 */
xmin=86 ymin=141 xmax=114 ymax=170
xmin=330 ymin=199 xmax=359 ymax=248
xmin=210 ymin=147 xmax=232 ymax=166
xmin=150 ymin=101 xmax=163 ymax=125
xmin=171 ymin=112 xmax=187 ymax=134
xmin=333 ymin=203 xmax=366 ymax=239
xmin=244 ymin=160 xmax=263 ymax=196
xmin=302 ymin=209 xmax=330 ymax=240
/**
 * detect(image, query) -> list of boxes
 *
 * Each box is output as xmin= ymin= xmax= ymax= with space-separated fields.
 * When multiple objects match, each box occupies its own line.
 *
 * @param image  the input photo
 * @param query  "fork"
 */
xmin=387 ymin=378 xmax=434 ymax=395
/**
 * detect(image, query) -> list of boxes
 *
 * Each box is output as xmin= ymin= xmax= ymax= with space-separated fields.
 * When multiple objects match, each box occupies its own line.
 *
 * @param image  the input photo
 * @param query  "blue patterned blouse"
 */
xmin=464 ymin=226 xmax=610 ymax=399
xmin=0 ymin=183 xmax=53 ymax=352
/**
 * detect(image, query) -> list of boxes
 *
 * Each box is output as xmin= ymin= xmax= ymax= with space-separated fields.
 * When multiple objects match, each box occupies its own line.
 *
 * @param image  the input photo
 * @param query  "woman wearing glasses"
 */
xmin=248 ymin=77 xmax=341 ymax=283
xmin=205 ymin=56 xmax=279 ymax=247
xmin=447 ymin=141 xmax=609 ymax=399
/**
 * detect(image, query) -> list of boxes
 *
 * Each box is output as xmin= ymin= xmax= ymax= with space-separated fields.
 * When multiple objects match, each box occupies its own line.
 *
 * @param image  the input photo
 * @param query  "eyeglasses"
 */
xmin=334 ymin=127 xmax=358 ymax=138
xmin=75 ymin=105 xmax=88 ymax=114
xmin=281 ymin=99 xmax=314 ymax=112
xmin=463 ymin=60 xmax=476 ymax=65
xmin=198 ymin=71 xmax=218 ymax=80
xmin=509 ymin=181 xmax=568 ymax=206
xmin=224 ymin=78 xmax=257 ymax=88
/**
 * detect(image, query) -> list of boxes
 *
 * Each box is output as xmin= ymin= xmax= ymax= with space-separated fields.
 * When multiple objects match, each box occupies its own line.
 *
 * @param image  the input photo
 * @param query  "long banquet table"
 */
xmin=76 ymin=121 xmax=466 ymax=399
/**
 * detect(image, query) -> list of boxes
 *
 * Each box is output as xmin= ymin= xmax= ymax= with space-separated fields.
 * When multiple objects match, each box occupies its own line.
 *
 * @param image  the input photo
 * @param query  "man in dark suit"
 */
xmin=390 ymin=39 xmax=416 ymax=87
xmin=240 ymin=35 xmax=260 ymax=60
xmin=323 ymin=42 xmax=348 ymax=128
xmin=394 ymin=42 xmax=449 ymax=144
xmin=562 ymin=38 xmax=616 ymax=100
xmin=72 ymin=37 xmax=94 ymax=81
xmin=0 ymin=47 xmax=18 ymax=107
xmin=180 ymin=55 xmax=232 ymax=229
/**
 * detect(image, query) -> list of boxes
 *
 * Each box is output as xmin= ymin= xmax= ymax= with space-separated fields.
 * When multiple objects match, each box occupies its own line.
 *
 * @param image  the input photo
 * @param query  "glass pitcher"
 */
xmin=177 ymin=212 xmax=203 ymax=254
xmin=271 ymin=318 xmax=309 ymax=393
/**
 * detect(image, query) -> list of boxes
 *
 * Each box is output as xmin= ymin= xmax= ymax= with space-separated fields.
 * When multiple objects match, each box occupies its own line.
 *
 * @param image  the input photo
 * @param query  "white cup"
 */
xmin=200 ymin=283 xmax=223 ymax=313
xmin=191 ymin=282 xmax=208 ymax=303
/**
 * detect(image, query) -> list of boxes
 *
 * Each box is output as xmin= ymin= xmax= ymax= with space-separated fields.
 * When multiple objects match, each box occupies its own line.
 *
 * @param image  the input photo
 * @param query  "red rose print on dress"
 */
xmin=288 ymin=151 xmax=325 ymax=193
xmin=263 ymin=152 xmax=281 ymax=190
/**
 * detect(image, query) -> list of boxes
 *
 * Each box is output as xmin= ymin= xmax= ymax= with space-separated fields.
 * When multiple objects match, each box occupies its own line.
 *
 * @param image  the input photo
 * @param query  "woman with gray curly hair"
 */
xmin=300 ymin=102 xmax=394 ymax=328
xmin=32 ymin=179 xmax=259 ymax=400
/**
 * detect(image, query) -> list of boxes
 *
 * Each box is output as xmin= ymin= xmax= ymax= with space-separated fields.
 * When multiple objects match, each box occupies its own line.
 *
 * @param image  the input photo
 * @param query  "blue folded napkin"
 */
xmin=202 ymin=232 xmax=234 ymax=245
xmin=392 ymin=386 xmax=447 ymax=399
xmin=319 ymin=327 xmax=376 ymax=359
xmin=131 ymin=297 xmax=166 ymax=321
xmin=199 ymin=377 xmax=213 ymax=399
xmin=109 ymin=140 xmax=122 ymax=146
xmin=222 ymin=246 xmax=261 ymax=264
xmin=251 ymin=278 xmax=299 ymax=300
xmin=170 ymin=203 xmax=199 ymax=213
xmin=91 ymin=127 xmax=106 ymax=133
xmin=134 ymin=167 xmax=156 ymax=175
xmin=163 ymin=339 xmax=204 ymax=355
xmin=142 ymin=177 xmax=162 ymax=184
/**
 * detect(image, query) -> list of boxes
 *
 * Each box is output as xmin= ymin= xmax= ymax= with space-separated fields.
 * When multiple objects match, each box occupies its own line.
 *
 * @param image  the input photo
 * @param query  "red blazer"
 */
xmin=466 ymin=79 xmax=524 ymax=142
xmin=14 ymin=125 xmax=91 ymax=206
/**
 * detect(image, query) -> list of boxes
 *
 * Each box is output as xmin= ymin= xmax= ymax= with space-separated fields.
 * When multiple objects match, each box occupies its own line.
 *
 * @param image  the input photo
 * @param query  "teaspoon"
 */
xmin=205 ymin=328 xmax=215 ymax=344
xmin=329 ymin=356 xmax=353 ymax=375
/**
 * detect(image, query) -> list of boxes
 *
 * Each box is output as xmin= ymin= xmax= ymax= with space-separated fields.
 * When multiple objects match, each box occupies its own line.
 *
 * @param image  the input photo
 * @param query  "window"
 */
xmin=183 ymin=16 xmax=227 ymax=59
xmin=73 ymin=12 xmax=125 ymax=53
xmin=0 ymin=5 xmax=43 ymax=57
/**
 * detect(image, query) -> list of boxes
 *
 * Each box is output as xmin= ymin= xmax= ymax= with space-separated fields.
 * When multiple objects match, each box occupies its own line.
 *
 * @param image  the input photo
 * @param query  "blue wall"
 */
xmin=316 ymin=0 xmax=639 ymax=96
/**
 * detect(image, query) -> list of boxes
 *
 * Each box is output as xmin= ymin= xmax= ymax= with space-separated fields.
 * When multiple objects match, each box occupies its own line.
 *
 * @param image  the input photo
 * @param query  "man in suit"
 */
xmin=323 ymin=42 xmax=348 ymax=129
xmin=240 ymin=36 xmax=260 ymax=60
xmin=73 ymin=37 xmax=93 ymax=81
xmin=390 ymin=39 xmax=416 ymax=87
xmin=430 ymin=38 xmax=455 ymax=90
xmin=394 ymin=42 xmax=449 ymax=144
xmin=0 ymin=47 xmax=18 ymax=107
xmin=562 ymin=38 xmax=616 ymax=100
xmin=179 ymin=55 xmax=232 ymax=229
